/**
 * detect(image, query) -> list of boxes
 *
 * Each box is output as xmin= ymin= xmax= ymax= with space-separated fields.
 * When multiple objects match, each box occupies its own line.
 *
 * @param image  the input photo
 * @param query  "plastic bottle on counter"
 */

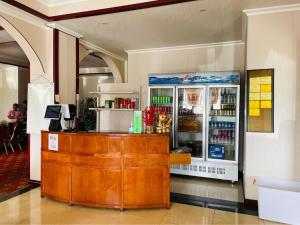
xmin=128 ymin=121 xmax=134 ymax=133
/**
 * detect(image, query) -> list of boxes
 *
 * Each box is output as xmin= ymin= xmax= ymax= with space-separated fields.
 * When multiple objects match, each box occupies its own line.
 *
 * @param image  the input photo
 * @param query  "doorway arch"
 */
xmin=79 ymin=44 xmax=123 ymax=83
xmin=0 ymin=15 xmax=46 ymax=182
xmin=0 ymin=15 xmax=45 ymax=77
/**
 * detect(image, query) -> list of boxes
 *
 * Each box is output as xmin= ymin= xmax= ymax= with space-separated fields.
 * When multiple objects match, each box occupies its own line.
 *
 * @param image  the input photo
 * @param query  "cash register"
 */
xmin=44 ymin=104 xmax=76 ymax=131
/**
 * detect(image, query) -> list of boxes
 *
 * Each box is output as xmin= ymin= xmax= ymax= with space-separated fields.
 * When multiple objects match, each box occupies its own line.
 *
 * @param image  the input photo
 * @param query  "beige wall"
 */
xmin=0 ymin=66 xmax=29 ymax=123
xmin=0 ymin=66 xmax=18 ymax=122
xmin=79 ymin=75 xmax=114 ymax=101
xmin=18 ymin=67 xmax=30 ymax=104
xmin=59 ymin=31 xmax=76 ymax=104
xmin=244 ymin=10 xmax=300 ymax=200
xmin=98 ymin=42 xmax=245 ymax=131
xmin=112 ymin=57 xmax=127 ymax=82
xmin=128 ymin=43 xmax=245 ymax=110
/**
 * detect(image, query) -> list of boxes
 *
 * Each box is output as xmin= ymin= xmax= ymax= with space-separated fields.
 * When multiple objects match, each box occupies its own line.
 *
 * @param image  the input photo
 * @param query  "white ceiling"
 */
xmin=58 ymin=0 xmax=300 ymax=58
xmin=37 ymin=0 xmax=85 ymax=7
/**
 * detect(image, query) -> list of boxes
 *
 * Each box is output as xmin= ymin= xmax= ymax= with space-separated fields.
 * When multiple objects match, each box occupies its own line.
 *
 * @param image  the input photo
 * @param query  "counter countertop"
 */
xmin=41 ymin=130 xmax=169 ymax=136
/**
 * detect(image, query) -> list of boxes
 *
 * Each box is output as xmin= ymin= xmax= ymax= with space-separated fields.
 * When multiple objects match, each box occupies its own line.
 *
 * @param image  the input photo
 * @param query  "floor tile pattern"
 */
xmin=171 ymin=176 xmax=244 ymax=203
xmin=0 ymin=188 xmax=285 ymax=224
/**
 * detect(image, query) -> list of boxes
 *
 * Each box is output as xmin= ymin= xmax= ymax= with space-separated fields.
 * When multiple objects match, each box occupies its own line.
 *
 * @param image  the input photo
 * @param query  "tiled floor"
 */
xmin=0 ymin=188 xmax=284 ymax=224
xmin=171 ymin=176 xmax=244 ymax=203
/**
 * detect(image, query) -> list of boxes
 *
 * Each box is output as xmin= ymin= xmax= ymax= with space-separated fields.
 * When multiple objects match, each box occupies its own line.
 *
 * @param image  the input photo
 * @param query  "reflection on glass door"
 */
xmin=176 ymin=86 xmax=206 ymax=159
xmin=149 ymin=86 xmax=175 ymax=148
xmin=207 ymin=86 xmax=239 ymax=162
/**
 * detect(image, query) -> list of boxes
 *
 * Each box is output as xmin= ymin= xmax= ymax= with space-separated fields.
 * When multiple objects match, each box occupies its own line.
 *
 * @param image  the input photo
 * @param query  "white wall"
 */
xmin=59 ymin=31 xmax=76 ymax=104
xmin=244 ymin=10 xmax=300 ymax=200
xmin=18 ymin=67 xmax=29 ymax=104
xmin=79 ymin=75 xmax=114 ymax=100
xmin=128 ymin=42 xmax=245 ymax=108
xmin=98 ymin=42 xmax=245 ymax=132
xmin=0 ymin=66 xmax=18 ymax=122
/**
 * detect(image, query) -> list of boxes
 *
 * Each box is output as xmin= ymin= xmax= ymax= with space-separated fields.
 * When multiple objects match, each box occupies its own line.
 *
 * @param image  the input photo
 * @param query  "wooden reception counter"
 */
xmin=41 ymin=131 xmax=170 ymax=210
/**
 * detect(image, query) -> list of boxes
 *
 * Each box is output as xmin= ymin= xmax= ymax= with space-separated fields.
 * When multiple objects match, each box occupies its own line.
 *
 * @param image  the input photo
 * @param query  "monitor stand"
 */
xmin=49 ymin=113 xmax=62 ymax=131
xmin=49 ymin=119 xmax=62 ymax=131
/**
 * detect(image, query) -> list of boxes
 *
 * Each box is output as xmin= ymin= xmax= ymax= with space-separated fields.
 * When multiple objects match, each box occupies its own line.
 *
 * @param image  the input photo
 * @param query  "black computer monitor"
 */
xmin=44 ymin=105 xmax=61 ymax=120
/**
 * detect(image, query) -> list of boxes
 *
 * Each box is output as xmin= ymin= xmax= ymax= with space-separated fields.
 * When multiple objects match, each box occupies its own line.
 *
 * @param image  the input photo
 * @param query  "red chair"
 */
xmin=0 ymin=124 xmax=12 ymax=155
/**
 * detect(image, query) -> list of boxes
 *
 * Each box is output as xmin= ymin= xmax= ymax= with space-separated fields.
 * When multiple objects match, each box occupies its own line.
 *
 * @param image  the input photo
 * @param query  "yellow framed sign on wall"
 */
xmin=247 ymin=69 xmax=274 ymax=132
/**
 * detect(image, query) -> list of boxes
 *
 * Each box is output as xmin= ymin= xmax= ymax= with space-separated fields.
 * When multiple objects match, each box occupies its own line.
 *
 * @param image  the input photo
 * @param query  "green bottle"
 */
xmin=133 ymin=111 xmax=142 ymax=134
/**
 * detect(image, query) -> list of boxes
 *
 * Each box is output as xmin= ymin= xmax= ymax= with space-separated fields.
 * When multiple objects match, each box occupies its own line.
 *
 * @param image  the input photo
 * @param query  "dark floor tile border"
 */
xmin=170 ymin=192 xmax=258 ymax=216
xmin=29 ymin=179 xmax=41 ymax=185
xmin=0 ymin=183 xmax=40 ymax=203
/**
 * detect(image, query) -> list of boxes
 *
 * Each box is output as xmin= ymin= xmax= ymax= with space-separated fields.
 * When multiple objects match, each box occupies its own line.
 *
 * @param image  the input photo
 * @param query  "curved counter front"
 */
xmin=41 ymin=131 xmax=170 ymax=210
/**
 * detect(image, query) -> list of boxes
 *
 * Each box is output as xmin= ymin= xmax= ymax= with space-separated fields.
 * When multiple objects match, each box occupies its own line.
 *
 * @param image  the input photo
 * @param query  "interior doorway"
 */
xmin=0 ymin=27 xmax=30 ymax=197
xmin=78 ymin=52 xmax=114 ymax=131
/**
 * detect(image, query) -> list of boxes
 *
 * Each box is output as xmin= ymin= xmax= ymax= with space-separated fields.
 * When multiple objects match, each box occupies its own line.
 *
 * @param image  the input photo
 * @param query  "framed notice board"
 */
xmin=247 ymin=69 xmax=274 ymax=132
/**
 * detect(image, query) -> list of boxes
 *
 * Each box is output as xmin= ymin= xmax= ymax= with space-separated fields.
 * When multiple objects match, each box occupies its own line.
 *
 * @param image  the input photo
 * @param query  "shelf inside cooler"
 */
xmin=89 ymin=91 xmax=139 ymax=95
xmin=89 ymin=108 xmax=136 ymax=111
xmin=209 ymin=127 xmax=235 ymax=130
xmin=209 ymin=115 xmax=236 ymax=118
xmin=178 ymin=131 xmax=202 ymax=133
xmin=152 ymin=102 xmax=173 ymax=104
xmin=209 ymin=142 xmax=235 ymax=146
xmin=178 ymin=114 xmax=203 ymax=118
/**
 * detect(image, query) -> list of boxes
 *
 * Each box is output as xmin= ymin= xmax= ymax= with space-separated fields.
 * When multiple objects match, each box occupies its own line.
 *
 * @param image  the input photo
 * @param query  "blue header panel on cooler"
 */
xmin=148 ymin=71 xmax=240 ymax=85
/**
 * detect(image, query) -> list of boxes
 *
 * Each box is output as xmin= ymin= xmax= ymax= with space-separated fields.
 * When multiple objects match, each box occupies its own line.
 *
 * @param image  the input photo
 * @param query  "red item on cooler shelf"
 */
xmin=131 ymin=101 xmax=135 ymax=109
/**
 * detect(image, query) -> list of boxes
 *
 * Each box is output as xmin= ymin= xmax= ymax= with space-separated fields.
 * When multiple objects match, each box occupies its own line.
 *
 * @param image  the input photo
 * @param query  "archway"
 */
xmin=0 ymin=16 xmax=45 ymax=191
xmin=0 ymin=16 xmax=45 ymax=77
xmin=79 ymin=44 xmax=123 ymax=83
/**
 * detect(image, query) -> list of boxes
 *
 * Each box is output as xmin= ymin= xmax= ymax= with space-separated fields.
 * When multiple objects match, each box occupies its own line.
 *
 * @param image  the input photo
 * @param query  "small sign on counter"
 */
xmin=48 ymin=133 xmax=58 ymax=151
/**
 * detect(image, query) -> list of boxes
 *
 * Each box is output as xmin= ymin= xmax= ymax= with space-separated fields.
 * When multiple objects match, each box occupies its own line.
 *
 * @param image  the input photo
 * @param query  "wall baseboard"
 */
xmin=244 ymin=199 xmax=258 ymax=211
xmin=171 ymin=192 xmax=258 ymax=216
xmin=29 ymin=179 xmax=41 ymax=185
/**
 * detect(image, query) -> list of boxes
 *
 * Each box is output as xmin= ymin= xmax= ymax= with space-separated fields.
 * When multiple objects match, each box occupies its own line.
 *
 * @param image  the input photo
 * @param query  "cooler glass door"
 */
xmin=148 ymin=86 xmax=175 ymax=148
xmin=175 ymin=86 xmax=206 ymax=160
xmin=206 ymin=85 xmax=239 ymax=163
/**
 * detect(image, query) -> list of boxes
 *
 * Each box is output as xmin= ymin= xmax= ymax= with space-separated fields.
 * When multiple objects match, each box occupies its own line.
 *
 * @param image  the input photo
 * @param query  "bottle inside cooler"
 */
xmin=208 ymin=87 xmax=237 ymax=161
xmin=149 ymin=88 xmax=174 ymax=148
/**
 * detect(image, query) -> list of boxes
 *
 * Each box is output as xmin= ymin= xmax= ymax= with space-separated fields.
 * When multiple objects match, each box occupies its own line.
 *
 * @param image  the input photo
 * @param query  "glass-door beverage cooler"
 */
xmin=148 ymin=71 xmax=240 ymax=182
xmin=207 ymin=85 xmax=239 ymax=164
xmin=148 ymin=86 xmax=175 ymax=148
xmin=175 ymin=86 xmax=206 ymax=160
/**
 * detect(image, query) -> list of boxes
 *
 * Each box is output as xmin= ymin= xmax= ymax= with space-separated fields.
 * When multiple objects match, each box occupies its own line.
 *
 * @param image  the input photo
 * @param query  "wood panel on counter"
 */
xmin=41 ymin=131 xmax=170 ymax=210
